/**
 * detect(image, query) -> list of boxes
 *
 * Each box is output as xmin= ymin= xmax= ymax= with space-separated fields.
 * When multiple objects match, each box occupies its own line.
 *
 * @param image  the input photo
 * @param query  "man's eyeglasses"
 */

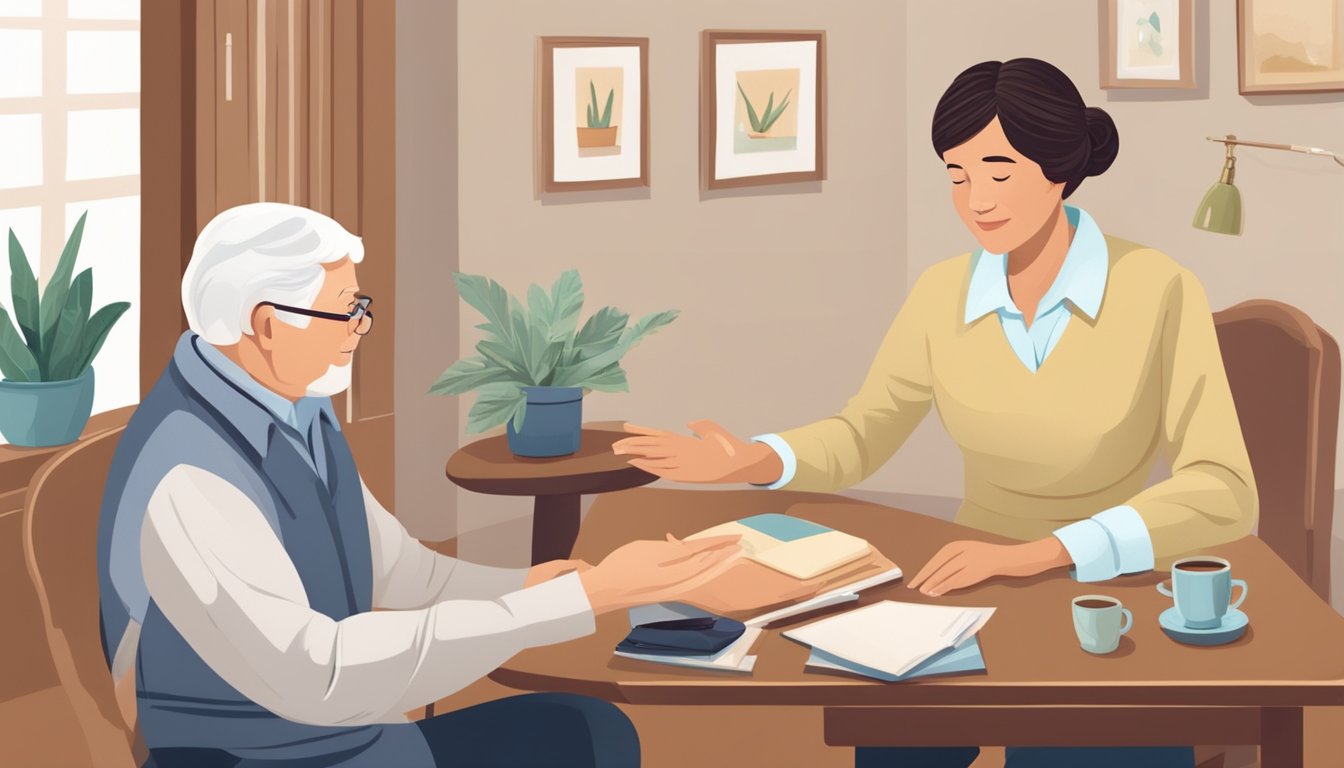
xmin=258 ymin=294 xmax=374 ymax=336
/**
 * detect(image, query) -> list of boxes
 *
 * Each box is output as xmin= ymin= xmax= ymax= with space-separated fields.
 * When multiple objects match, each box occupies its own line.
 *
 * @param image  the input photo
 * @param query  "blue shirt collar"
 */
xmin=171 ymin=332 xmax=339 ymax=459
xmin=964 ymin=205 xmax=1109 ymax=325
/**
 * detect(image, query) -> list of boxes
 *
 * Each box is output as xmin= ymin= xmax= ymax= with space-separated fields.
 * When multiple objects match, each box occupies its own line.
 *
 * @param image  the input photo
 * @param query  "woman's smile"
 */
xmin=976 ymin=218 xmax=1011 ymax=231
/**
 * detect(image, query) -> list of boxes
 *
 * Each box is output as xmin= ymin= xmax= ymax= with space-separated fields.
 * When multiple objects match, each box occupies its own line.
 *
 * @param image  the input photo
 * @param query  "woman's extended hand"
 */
xmin=611 ymin=420 xmax=784 ymax=485
xmin=906 ymin=537 xmax=1074 ymax=597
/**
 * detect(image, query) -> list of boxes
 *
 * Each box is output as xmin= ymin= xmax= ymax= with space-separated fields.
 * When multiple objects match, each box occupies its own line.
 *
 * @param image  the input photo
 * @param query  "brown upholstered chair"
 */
xmin=1215 ymin=299 xmax=1340 ymax=602
xmin=22 ymin=426 xmax=146 ymax=768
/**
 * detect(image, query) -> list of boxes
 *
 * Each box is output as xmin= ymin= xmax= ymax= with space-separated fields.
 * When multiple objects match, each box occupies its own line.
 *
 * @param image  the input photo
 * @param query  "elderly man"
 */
xmin=97 ymin=203 xmax=746 ymax=767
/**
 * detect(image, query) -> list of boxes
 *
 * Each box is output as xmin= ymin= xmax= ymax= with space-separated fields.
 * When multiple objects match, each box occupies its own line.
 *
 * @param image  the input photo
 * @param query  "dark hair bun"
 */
xmin=1083 ymin=107 xmax=1119 ymax=178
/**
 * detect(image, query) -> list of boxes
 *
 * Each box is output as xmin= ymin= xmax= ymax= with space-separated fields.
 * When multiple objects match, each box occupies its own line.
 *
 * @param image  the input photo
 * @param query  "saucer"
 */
xmin=1158 ymin=606 xmax=1249 ymax=646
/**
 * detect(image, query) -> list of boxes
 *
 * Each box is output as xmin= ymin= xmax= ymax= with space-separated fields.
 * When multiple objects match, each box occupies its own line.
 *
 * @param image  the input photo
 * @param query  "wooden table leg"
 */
xmin=1260 ymin=707 xmax=1304 ymax=767
xmin=531 ymin=494 xmax=582 ymax=565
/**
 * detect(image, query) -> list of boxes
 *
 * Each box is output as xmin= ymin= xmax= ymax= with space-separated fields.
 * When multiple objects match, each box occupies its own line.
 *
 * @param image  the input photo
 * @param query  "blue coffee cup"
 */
xmin=1071 ymin=595 xmax=1133 ymax=654
xmin=1156 ymin=556 xmax=1248 ymax=630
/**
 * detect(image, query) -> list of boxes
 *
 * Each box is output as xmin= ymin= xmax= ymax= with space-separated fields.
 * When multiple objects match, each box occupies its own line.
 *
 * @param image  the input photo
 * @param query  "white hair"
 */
xmin=182 ymin=202 xmax=365 ymax=345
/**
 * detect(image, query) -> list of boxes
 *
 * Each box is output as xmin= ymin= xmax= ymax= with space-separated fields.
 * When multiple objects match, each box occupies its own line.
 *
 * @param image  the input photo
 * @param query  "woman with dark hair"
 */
xmin=614 ymin=58 xmax=1255 ymax=767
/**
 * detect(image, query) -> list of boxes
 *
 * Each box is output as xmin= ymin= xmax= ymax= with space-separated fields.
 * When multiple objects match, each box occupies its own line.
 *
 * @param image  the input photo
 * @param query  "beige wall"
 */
xmin=396 ymin=0 xmax=461 ymax=540
xmin=453 ymin=0 xmax=908 ymax=562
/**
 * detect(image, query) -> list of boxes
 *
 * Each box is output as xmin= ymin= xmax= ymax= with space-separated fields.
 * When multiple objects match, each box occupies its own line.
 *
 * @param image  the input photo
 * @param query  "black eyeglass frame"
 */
xmin=257 ymin=294 xmax=374 ymax=335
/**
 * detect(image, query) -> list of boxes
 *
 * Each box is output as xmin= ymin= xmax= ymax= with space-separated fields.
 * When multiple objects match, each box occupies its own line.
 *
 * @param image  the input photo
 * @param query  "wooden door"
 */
xmin=144 ymin=0 xmax=396 ymax=505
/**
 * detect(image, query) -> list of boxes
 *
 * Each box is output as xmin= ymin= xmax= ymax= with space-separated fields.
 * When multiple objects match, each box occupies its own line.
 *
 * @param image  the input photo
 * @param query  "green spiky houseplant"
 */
xmin=0 ymin=212 xmax=131 ymax=446
xmin=737 ymin=82 xmax=792 ymax=137
xmin=429 ymin=269 xmax=676 ymax=456
xmin=586 ymin=80 xmax=615 ymax=129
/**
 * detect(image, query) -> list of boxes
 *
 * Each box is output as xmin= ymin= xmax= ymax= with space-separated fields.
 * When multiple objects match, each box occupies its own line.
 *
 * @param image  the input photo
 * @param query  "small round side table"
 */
xmin=445 ymin=428 xmax=656 ymax=565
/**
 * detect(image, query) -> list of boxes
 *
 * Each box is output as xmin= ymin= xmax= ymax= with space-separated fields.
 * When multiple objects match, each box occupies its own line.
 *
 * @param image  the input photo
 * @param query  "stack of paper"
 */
xmin=784 ymin=600 xmax=995 ymax=681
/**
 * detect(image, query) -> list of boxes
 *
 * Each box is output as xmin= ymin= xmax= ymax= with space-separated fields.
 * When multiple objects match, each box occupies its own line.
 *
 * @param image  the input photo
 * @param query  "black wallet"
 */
xmin=615 ymin=616 xmax=747 ymax=657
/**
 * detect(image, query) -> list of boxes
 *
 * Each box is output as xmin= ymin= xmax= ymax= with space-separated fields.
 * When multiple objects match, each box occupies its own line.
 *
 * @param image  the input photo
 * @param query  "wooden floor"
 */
xmin=6 ymin=677 xmax=1344 ymax=766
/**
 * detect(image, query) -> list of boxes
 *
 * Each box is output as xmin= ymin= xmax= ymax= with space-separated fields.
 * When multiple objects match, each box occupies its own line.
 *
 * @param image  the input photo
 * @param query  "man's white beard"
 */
xmin=306 ymin=359 xmax=353 ymax=397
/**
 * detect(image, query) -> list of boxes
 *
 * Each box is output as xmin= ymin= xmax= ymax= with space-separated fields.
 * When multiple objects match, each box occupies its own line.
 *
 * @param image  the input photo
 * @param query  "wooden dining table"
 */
xmin=489 ymin=487 xmax=1344 ymax=764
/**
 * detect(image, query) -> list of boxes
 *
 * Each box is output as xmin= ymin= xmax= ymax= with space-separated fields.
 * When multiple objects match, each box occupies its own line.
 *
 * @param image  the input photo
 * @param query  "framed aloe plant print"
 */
xmin=540 ymin=37 xmax=649 ymax=192
xmin=702 ymin=30 xmax=826 ymax=189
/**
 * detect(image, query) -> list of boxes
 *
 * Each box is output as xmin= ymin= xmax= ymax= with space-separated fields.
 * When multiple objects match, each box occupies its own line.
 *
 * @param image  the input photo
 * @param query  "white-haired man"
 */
xmin=97 ymin=203 xmax=746 ymax=767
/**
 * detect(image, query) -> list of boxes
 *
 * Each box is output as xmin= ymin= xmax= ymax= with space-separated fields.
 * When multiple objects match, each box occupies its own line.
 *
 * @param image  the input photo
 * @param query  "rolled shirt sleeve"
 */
xmin=1052 ymin=504 xmax=1156 ymax=582
xmin=140 ymin=465 xmax=595 ymax=726
xmin=748 ymin=433 xmax=798 ymax=490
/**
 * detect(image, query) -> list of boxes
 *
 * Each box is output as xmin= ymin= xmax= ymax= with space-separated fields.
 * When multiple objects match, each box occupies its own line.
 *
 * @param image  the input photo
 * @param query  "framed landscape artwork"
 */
xmin=702 ymin=30 xmax=826 ymax=189
xmin=1237 ymin=0 xmax=1344 ymax=93
xmin=540 ymin=37 xmax=650 ymax=192
xmin=1099 ymin=0 xmax=1196 ymax=88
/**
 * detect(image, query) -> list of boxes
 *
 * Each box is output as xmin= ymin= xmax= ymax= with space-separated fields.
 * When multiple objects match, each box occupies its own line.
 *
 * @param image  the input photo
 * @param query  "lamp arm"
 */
xmin=1206 ymin=135 xmax=1344 ymax=168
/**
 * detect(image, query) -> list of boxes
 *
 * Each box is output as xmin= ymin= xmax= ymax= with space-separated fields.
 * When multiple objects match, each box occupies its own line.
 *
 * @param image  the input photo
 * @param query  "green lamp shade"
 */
xmin=1192 ymin=181 xmax=1242 ymax=235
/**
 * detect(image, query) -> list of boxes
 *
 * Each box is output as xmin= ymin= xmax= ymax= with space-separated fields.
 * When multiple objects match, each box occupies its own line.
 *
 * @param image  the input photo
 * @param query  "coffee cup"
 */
xmin=1156 ymin=556 xmax=1248 ymax=630
xmin=1072 ymin=595 xmax=1132 ymax=654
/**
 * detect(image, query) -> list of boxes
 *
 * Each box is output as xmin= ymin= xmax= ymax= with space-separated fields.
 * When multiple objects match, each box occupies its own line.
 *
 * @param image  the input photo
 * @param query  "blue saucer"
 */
xmin=1158 ymin=606 xmax=1249 ymax=646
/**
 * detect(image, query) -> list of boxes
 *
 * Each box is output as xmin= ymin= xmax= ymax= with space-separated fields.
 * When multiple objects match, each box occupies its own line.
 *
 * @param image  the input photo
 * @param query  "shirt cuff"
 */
xmin=1052 ymin=505 xmax=1155 ymax=583
xmin=748 ymin=433 xmax=796 ymax=490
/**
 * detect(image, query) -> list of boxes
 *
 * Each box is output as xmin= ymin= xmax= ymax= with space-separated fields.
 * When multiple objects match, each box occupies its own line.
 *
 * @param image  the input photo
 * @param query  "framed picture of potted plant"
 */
xmin=0 ymin=212 xmax=131 ymax=447
xmin=702 ymin=30 xmax=826 ymax=190
xmin=430 ymin=269 xmax=677 ymax=458
xmin=540 ymin=36 xmax=650 ymax=192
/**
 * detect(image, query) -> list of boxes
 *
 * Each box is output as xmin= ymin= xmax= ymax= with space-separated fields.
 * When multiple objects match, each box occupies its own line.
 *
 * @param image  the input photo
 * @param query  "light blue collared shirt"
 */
xmin=194 ymin=340 xmax=333 ymax=483
xmin=752 ymin=205 xmax=1155 ymax=583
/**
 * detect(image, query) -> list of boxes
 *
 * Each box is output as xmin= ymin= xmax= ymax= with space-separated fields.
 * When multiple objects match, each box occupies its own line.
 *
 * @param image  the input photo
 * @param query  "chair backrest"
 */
xmin=22 ymin=426 xmax=144 ymax=768
xmin=1214 ymin=299 xmax=1340 ymax=601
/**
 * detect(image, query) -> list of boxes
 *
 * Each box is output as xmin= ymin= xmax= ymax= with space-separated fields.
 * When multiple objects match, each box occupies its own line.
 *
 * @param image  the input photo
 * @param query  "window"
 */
xmin=0 ymin=0 xmax=140 ymax=441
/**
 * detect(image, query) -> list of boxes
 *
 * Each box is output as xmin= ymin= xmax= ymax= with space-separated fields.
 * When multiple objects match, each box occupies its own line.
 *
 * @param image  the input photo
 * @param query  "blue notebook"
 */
xmin=805 ymin=636 xmax=986 ymax=682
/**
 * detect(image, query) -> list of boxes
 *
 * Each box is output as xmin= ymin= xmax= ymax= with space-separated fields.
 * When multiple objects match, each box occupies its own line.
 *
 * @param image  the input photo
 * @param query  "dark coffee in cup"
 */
xmin=1075 ymin=599 xmax=1116 ymax=609
xmin=1175 ymin=561 xmax=1226 ymax=572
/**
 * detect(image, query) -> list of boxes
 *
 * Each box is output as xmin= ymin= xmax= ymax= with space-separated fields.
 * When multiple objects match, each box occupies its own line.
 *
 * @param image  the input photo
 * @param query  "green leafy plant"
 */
xmin=586 ymin=80 xmax=615 ymax=129
xmin=0 ymin=212 xmax=131 ymax=383
xmin=737 ymin=82 xmax=792 ymax=135
xmin=430 ymin=269 xmax=677 ymax=434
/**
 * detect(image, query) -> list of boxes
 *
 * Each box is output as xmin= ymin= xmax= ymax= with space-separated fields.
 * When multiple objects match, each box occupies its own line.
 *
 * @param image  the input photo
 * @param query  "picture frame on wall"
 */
xmin=702 ymin=30 xmax=826 ymax=190
xmin=540 ymin=37 xmax=649 ymax=192
xmin=1099 ymin=0 xmax=1196 ymax=88
xmin=1237 ymin=0 xmax=1344 ymax=94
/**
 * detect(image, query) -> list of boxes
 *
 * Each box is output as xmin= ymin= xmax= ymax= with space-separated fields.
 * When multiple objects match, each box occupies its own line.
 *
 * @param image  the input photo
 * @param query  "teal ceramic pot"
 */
xmin=0 ymin=366 xmax=96 ymax=447
xmin=506 ymin=386 xmax=583 ymax=457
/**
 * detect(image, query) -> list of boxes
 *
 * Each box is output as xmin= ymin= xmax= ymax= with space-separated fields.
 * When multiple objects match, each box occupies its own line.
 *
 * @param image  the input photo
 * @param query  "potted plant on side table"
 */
xmin=0 ymin=212 xmax=131 ymax=447
xmin=430 ymin=269 xmax=676 ymax=458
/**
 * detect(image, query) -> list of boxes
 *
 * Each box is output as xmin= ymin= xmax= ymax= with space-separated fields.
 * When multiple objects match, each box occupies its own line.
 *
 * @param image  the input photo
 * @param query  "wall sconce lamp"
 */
xmin=1193 ymin=135 xmax=1344 ymax=236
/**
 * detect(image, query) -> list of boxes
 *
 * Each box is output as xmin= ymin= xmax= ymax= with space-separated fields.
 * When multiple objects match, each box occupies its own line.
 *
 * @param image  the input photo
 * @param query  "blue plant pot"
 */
xmin=506 ymin=386 xmax=583 ymax=457
xmin=0 ymin=366 xmax=96 ymax=448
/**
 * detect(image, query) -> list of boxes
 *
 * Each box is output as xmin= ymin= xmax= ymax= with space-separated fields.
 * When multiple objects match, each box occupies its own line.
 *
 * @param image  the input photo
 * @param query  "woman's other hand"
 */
xmin=611 ymin=420 xmax=784 ymax=485
xmin=906 ymin=537 xmax=1073 ymax=597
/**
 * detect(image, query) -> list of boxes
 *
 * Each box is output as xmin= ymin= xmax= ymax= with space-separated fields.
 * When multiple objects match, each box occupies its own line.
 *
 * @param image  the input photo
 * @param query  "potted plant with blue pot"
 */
xmin=430 ymin=269 xmax=676 ymax=457
xmin=0 ymin=212 xmax=131 ymax=447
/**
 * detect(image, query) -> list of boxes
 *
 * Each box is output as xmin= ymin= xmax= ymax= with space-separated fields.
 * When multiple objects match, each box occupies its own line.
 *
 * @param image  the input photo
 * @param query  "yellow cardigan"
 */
xmin=776 ymin=235 xmax=1258 ymax=567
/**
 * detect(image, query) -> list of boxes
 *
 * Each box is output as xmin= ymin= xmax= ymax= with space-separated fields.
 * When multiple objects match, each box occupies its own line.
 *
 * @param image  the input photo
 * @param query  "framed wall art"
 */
xmin=1237 ymin=0 xmax=1344 ymax=94
xmin=1099 ymin=0 xmax=1196 ymax=88
xmin=702 ymin=30 xmax=826 ymax=190
xmin=540 ymin=37 xmax=649 ymax=192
